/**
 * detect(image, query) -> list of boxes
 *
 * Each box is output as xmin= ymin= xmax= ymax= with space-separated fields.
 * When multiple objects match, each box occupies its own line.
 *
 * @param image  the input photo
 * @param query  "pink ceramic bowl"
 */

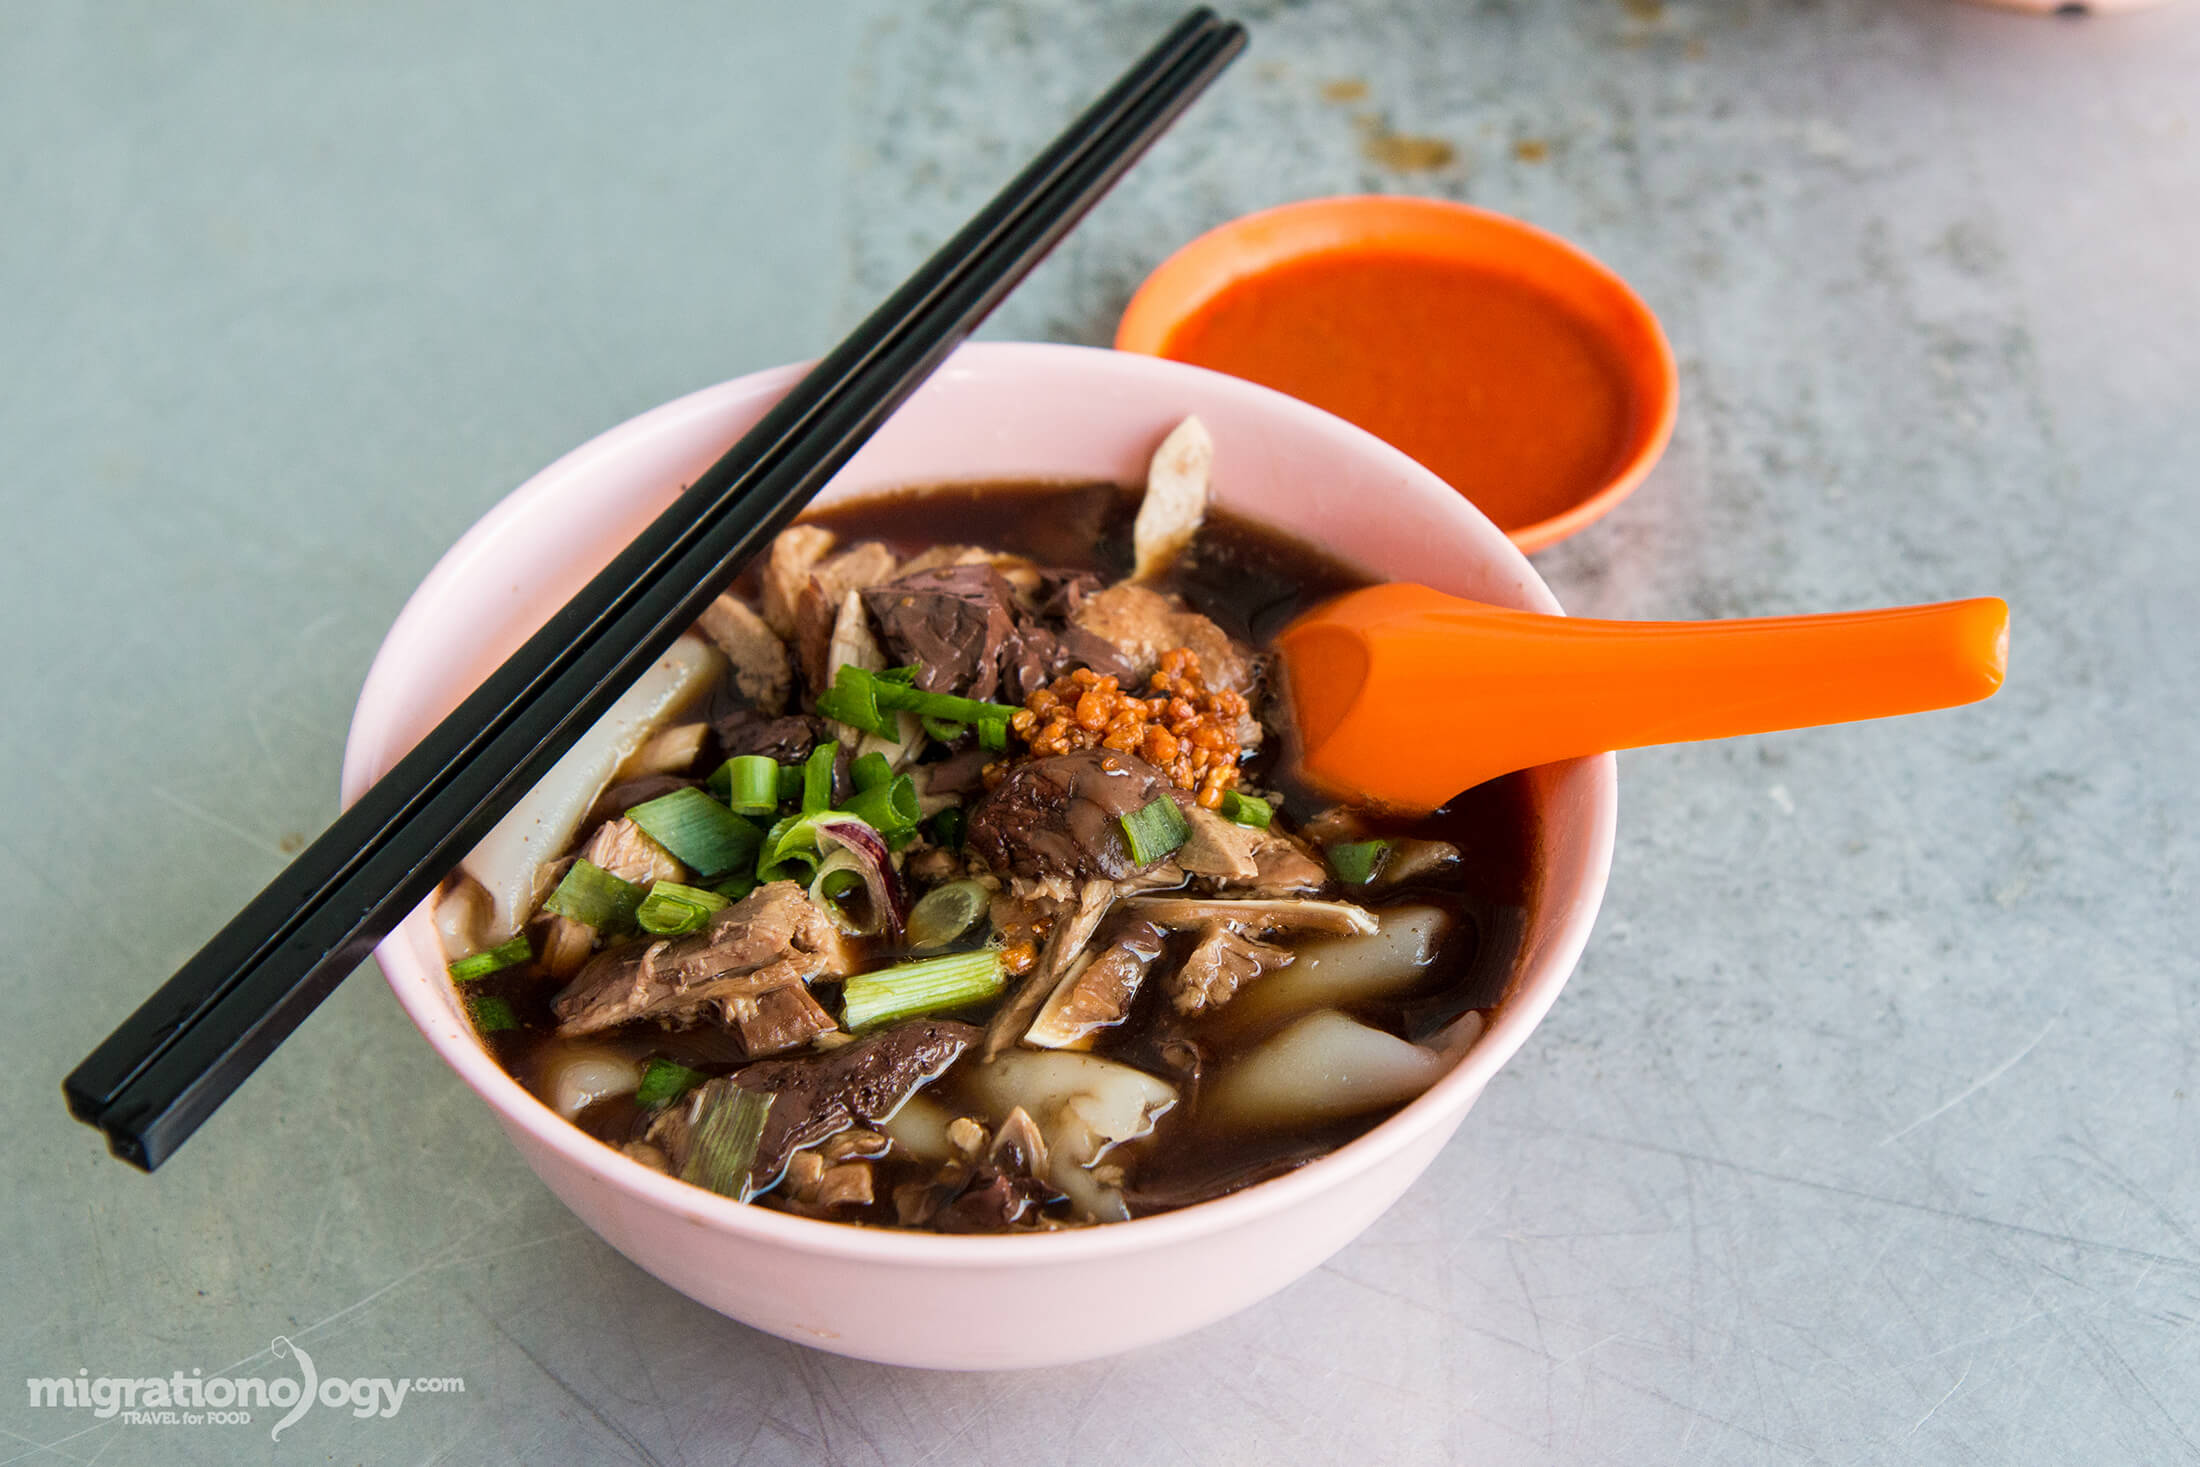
xmin=340 ymin=342 xmax=1616 ymax=1370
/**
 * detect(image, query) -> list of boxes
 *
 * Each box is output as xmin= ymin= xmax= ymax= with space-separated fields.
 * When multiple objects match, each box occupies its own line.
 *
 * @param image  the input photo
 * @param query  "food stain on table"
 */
xmin=1358 ymin=122 xmax=1457 ymax=172
xmin=1154 ymin=252 xmax=1637 ymax=536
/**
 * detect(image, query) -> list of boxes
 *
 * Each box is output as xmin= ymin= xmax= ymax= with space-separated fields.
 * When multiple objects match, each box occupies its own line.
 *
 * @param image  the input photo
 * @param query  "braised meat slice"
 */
xmin=967 ymin=750 xmax=1174 ymax=884
xmin=695 ymin=593 xmax=791 ymax=714
xmin=1001 ymin=622 xmax=1133 ymax=706
xmin=711 ymin=710 xmax=834 ymax=764
xmin=1174 ymin=802 xmax=1262 ymax=882
xmin=726 ymin=983 xmax=839 ymax=1057
xmin=551 ymin=882 xmax=850 ymax=1036
xmin=1026 ymin=920 xmax=1168 ymax=1048
xmin=1071 ymin=582 xmax=1252 ymax=696
xmin=1167 ymin=922 xmax=1295 ymax=1015
xmin=584 ymin=774 xmax=697 ymax=829
xmin=1175 ymin=803 xmax=1329 ymax=896
xmin=863 ymin=563 xmax=1131 ymax=705
xmin=863 ymin=563 xmax=1020 ymax=701
xmin=733 ymin=1019 xmax=981 ymax=1186
xmin=760 ymin=524 xmax=835 ymax=639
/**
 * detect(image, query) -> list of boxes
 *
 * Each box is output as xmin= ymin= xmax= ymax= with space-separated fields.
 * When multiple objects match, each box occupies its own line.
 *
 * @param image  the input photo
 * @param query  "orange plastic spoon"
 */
xmin=1277 ymin=584 xmax=2009 ymax=812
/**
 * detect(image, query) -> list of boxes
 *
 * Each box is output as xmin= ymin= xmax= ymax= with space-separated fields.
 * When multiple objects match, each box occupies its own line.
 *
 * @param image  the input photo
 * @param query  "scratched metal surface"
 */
xmin=4 ymin=1 xmax=2195 ymax=1463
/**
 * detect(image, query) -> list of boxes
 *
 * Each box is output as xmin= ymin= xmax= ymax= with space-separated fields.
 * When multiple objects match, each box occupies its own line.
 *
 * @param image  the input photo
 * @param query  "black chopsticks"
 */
xmin=67 ymin=9 xmax=1247 ymax=1171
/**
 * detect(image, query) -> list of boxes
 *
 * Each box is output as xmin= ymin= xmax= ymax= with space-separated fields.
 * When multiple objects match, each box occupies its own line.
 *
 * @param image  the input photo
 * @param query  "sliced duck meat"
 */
xmin=966 ymin=750 xmax=1175 ymax=884
xmin=1167 ymin=922 xmax=1295 ymax=1015
xmin=583 ymin=775 xmax=698 ymax=831
xmin=1071 ymin=581 xmax=1253 ymax=697
xmin=1233 ymin=834 xmax=1331 ymax=897
xmin=812 ymin=541 xmax=899 ymax=601
xmin=1034 ymin=567 xmax=1104 ymax=620
xmin=1025 ymin=919 xmax=1168 ymax=1048
xmin=792 ymin=577 xmax=840 ymax=696
xmin=695 ymin=592 xmax=791 ymax=714
xmin=999 ymin=620 xmax=1136 ymax=705
xmin=918 ymin=745 xmax=992 ymax=802
xmin=1123 ymin=895 xmax=1379 ymax=937
xmin=535 ymin=817 xmax=689 ymax=979
xmin=932 ymin=1171 xmax=1052 ymax=1232
xmin=578 ymin=816 xmax=685 ymax=888
xmin=711 ymin=710 xmax=834 ymax=764
xmin=624 ymin=721 xmax=707 ymax=779
xmin=1369 ymin=837 xmax=1463 ymax=890
xmin=863 ymin=562 xmax=1132 ymax=705
xmin=862 ymin=563 xmax=1019 ymax=701
xmin=892 ymin=544 xmax=1044 ymax=598
xmin=1174 ymin=804 xmax=1329 ymax=897
xmin=726 ymin=982 xmax=839 ymax=1057
xmin=551 ymin=882 xmax=850 ymax=1036
xmin=1173 ymin=802 xmax=1263 ymax=882
xmin=732 ymin=1019 xmax=981 ymax=1187
xmin=759 ymin=524 xmax=835 ymax=639
xmin=823 ymin=586 xmax=924 ymax=764
xmin=982 ymin=876 xmax=1117 ymax=1059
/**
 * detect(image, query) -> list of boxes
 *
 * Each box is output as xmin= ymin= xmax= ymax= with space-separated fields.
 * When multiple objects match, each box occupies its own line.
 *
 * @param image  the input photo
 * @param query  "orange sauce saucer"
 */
xmin=1117 ymin=195 xmax=1678 ymax=552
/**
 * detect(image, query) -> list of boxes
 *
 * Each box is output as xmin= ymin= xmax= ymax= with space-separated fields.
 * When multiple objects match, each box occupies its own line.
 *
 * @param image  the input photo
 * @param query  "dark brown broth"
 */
xmin=486 ymin=482 xmax=1540 ymax=1225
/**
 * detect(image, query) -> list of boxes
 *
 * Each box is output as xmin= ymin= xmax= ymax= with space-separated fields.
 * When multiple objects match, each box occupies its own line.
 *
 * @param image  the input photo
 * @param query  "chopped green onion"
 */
xmin=541 ymin=858 xmax=643 ymax=930
xmin=840 ymin=948 xmax=1007 ymax=1031
xmin=814 ymin=665 xmax=898 ymax=740
xmin=1119 ymin=794 xmax=1190 ymax=866
xmin=635 ymin=1058 xmax=707 ymax=1109
xmin=759 ymin=851 xmax=817 ymax=886
xmin=843 ymin=774 xmax=920 ymax=835
xmin=850 ymin=751 xmax=895 ymax=792
xmin=626 ymin=788 xmax=760 ymax=878
xmin=711 ymin=871 xmax=757 ymax=904
xmin=872 ymin=677 xmax=1019 ymax=726
xmin=465 ymin=993 xmax=520 ymax=1033
xmin=756 ymin=815 xmax=822 ymax=884
xmin=886 ymin=827 xmax=916 ymax=852
xmin=905 ymin=879 xmax=990 ymax=951
xmin=1327 ymin=838 xmax=1393 ymax=886
xmin=929 ymin=807 xmax=966 ymax=850
xmin=1220 ymin=790 xmax=1274 ymax=830
xmin=635 ymin=880 xmax=730 ymax=936
xmin=920 ymin=715 xmax=966 ymax=743
xmin=834 ymin=665 xmax=1022 ymax=733
xmin=777 ymin=763 xmax=806 ymax=803
xmin=450 ymin=934 xmax=532 ymax=982
xmin=681 ymin=1085 xmax=775 ymax=1200
xmin=809 ymin=855 xmax=871 ymax=933
xmin=977 ymin=716 xmax=1009 ymax=752
xmin=801 ymin=743 xmax=837 ymax=815
xmin=719 ymin=755 xmax=782 ymax=816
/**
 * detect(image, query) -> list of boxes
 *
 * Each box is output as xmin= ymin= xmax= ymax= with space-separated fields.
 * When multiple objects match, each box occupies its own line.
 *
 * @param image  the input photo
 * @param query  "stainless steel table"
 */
xmin=5 ymin=3 xmax=2194 ymax=1462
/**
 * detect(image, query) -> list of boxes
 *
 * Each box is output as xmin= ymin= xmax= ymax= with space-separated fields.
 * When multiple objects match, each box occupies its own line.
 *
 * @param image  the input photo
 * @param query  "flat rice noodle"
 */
xmin=964 ymin=1050 xmax=1177 ymax=1222
xmin=460 ymin=634 xmax=721 ymax=944
xmin=1205 ymin=1010 xmax=1450 ymax=1131
xmin=1221 ymin=905 xmax=1449 ymax=1029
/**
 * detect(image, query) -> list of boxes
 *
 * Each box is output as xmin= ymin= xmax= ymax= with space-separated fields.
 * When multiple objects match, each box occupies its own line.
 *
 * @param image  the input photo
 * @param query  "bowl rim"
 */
xmin=1114 ymin=193 xmax=1679 ymax=554
xmin=344 ymin=341 xmax=1616 ymax=1267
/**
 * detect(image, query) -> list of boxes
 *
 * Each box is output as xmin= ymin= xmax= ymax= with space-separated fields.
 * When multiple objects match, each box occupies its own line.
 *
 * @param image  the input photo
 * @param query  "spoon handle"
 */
xmin=1279 ymin=584 xmax=2008 ymax=811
